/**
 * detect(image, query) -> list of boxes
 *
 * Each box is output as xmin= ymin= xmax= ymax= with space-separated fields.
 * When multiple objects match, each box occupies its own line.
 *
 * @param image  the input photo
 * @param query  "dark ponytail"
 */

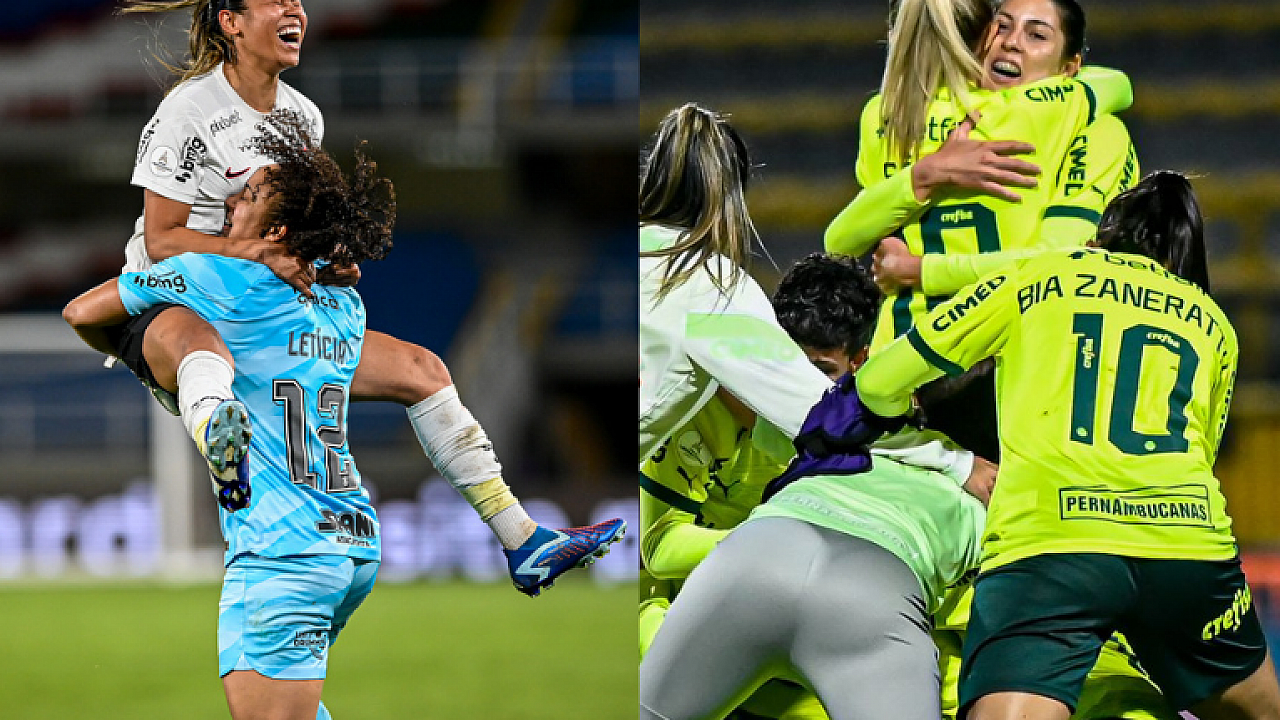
xmin=1096 ymin=170 xmax=1210 ymax=293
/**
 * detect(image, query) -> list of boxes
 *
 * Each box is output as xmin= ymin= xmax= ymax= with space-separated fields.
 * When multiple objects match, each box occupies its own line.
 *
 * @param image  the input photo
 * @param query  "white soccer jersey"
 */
xmin=125 ymin=63 xmax=324 ymax=271
xmin=639 ymin=224 xmax=831 ymax=464
xmin=639 ymin=224 xmax=977 ymax=484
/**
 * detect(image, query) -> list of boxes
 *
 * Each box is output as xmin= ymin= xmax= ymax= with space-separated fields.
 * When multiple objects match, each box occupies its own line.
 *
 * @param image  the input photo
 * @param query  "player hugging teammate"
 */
xmin=639 ymin=0 xmax=1280 ymax=719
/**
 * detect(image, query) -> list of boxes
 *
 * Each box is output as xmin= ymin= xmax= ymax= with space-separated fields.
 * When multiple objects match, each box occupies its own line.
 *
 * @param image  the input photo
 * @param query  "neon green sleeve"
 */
xmin=825 ymin=94 xmax=927 ymax=257
xmin=859 ymin=268 xmax=1021 ymax=416
xmin=1207 ymin=329 xmax=1239 ymax=462
xmin=921 ymin=249 xmax=1043 ymax=295
xmin=856 ymin=336 xmax=941 ymax=418
xmin=1075 ymin=66 xmax=1132 ymax=115
xmin=825 ymin=170 xmax=927 ymax=257
xmin=1041 ymin=114 xmax=1139 ymax=245
xmin=639 ymin=488 xmax=727 ymax=579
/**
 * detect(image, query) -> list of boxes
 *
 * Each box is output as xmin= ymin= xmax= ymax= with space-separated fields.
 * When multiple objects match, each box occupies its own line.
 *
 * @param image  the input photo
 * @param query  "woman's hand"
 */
xmin=873 ymin=237 xmax=922 ymax=293
xmin=317 ymin=263 xmax=361 ymax=287
xmin=962 ymin=456 xmax=998 ymax=506
xmin=910 ymin=117 xmax=1040 ymax=203
xmin=253 ymin=240 xmax=316 ymax=297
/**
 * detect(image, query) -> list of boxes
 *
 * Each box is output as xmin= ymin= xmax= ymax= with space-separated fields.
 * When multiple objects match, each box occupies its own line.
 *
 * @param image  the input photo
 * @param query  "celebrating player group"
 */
xmin=638 ymin=1 xmax=1280 ymax=719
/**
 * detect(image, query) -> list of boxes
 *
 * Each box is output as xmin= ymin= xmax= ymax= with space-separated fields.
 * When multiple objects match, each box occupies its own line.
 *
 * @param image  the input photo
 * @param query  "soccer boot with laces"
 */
xmin=503 ymin=518 xmax=627 ymax=597
xmin=195 ymin=400 xmax=253 ymax=512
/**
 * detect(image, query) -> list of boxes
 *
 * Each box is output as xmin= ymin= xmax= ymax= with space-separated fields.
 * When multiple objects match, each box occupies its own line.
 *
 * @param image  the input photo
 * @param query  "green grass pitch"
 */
xmin=0 ymin=578 xmax=635 ymax=719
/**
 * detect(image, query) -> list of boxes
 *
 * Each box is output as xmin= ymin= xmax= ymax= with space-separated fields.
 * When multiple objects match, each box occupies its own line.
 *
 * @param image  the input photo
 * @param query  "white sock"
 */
xmin=176 ymin=351 xmax=235 ymax=446
xmin=407 ymin=385 xmax=537 ymax=550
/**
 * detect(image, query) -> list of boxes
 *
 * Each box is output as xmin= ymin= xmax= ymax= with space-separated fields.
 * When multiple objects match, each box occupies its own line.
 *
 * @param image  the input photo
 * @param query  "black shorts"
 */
xmin=958 ymin=552 xmax=1267 ymax=716
xmin=101 ymin=302 xmax=180 ymax=388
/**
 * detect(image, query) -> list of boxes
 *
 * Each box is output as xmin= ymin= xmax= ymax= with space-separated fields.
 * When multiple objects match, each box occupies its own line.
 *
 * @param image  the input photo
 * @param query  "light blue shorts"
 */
xmin=218 ymin=553 xmax=379 ymax=679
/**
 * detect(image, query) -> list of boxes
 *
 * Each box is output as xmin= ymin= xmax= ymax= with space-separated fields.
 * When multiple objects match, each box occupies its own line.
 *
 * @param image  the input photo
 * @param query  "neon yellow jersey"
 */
xmin=920 ymin=113 xmax=1139 ymax=297
xmin=858 ymin=248 xmax=1239 ymax=571
xmin=640 ymin=395 xmax=786 ymax=580
xmin=831 ymin=70 xmax=1133 ymax=351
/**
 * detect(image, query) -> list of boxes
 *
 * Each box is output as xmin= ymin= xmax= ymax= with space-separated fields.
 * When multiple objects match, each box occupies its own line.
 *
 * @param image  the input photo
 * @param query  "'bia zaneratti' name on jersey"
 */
xmin=1015 ymin=252 xmax=1232 ymax=358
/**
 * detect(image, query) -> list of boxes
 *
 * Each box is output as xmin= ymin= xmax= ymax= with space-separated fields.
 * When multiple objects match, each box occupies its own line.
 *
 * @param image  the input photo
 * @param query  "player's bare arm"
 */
xmin=143 ymin=190 xmax=317 ymax=297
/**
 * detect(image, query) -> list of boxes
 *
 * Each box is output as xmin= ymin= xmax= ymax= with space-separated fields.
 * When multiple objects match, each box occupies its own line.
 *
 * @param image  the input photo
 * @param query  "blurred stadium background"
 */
xmin=0 ymin=0 xmax=636 ymax=716
xmin=642 ymin=0 xmax=1280 ymax=678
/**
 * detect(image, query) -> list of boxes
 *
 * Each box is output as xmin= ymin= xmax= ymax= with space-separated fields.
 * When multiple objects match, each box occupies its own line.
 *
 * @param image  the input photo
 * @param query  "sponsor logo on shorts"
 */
xmin=1058 ymin=484 xmax=1212 ymax=527
xmin=149 ymin=145 xmax=177 ymax=177
xmin=132 ymin=271 xmax=188 ymax=294
xmin=1203 ymin=585 xmax=1253 ymax=641
xmin=293 ymin=629 xmax=328 ymax=659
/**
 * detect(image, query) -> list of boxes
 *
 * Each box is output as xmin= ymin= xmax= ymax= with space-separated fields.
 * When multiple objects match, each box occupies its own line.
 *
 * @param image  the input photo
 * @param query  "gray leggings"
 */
xmin=639 ymin=517 xmax=940 ymax=720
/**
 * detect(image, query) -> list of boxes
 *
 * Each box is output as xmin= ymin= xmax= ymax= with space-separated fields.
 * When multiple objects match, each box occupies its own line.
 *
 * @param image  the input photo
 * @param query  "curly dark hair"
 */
xmin=246 ymin=109 xmax=396 ymax=266
xmin=772 ymin=253 xmax=882 ymax=356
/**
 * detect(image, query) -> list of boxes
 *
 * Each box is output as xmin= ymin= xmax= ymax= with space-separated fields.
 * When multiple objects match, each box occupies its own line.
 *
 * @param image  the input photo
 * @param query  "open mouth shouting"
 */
xmin=277 ymin=23 xmax=303 ymax=51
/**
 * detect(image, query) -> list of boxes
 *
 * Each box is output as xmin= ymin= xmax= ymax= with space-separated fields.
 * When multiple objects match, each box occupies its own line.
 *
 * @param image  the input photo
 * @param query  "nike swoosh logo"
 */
xmin=225 ymin=167 xmax=250 ymax=178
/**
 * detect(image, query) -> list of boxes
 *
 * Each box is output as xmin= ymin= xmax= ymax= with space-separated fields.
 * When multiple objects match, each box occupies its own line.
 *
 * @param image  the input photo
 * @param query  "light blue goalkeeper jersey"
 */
xmin=118 ymin=252 xmax=379 ymax=564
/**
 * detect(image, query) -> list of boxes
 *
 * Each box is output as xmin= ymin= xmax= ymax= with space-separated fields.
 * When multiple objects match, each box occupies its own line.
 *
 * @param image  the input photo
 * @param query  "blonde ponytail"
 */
xmin=880 ymin=0 xmax=991 ymax=166
xmin=119 ymin=0 xmax=243 ymax=90
xmin=640 ymin=103 xmax=757 ymax=303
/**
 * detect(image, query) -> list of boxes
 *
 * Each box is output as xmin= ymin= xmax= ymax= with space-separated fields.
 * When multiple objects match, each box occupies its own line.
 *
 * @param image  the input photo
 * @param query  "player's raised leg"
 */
xmin=142 ymin=306 xmax=252 ymax=511
xmin=352 ymin=330 xmax=625 ymax=596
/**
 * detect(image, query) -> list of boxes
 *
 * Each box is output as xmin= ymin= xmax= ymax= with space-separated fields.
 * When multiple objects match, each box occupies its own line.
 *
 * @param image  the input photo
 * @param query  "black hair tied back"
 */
xmin=1096 ymin=170 xmax=1210 ymax=293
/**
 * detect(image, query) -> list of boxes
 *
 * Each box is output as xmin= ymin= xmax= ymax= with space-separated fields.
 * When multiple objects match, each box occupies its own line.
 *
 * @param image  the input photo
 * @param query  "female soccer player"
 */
xmin=640 ymin=254 xmax=988 ymax=720
xmin=639 ymin=104 xmax=984 ymax=720
xmin=850 ymin=171 xmax=1280 ymax=720
xmin=826 ymin=3 xmax=1172 ymax=719
xmin=826 ymin=0 xmax=1133 ymax=351
xmin=639 ymin=102 xmax=833 ymax=463
xmin=859 ymin=0 xmax=1138 ymax=301
xmin=66 ymin=111 xmax=393 ymax=720
xmin=114 ymin=0 xmax=621 ymax=594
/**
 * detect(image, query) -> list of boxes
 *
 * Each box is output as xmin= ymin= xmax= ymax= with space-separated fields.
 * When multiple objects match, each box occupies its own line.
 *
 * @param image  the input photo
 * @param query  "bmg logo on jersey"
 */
xmin=132 ymin=271 xmax=188 ymax=294
xmin=174 ymin=136 xmax=208 ymax=184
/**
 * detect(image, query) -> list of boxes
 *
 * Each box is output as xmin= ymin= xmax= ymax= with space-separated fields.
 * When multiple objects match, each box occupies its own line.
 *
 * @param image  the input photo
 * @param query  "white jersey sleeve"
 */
xmin=131 ymin=100 xmax=210 ymax=206
xmin=640 ymin=225 xmax=831 ymax=463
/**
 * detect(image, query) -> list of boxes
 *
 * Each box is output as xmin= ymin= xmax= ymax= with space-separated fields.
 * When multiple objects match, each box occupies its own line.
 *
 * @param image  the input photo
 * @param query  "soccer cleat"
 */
xmin=196 ymin=400 xmax=253 ymax=512
xmin=503 ymin=518 xmax=626 ymax=597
